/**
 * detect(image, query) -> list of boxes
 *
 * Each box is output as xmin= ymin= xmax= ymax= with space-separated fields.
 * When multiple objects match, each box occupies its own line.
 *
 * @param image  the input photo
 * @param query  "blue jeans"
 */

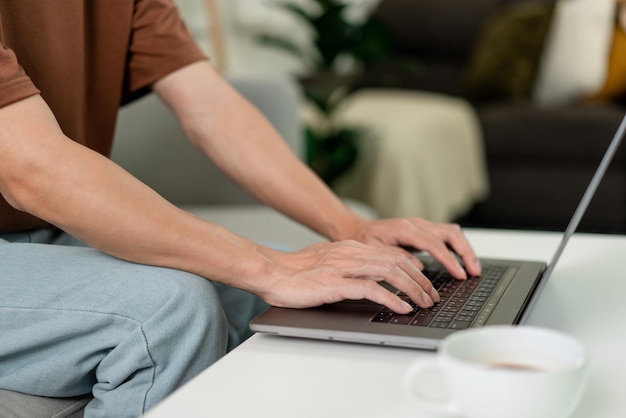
xmin=0 ymin=229 xmax=268 ymax=417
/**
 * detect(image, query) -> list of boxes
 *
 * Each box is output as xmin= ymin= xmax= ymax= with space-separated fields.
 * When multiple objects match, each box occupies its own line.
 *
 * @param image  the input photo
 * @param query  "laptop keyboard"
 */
xmin=370 ymin=264 xmax=507 ymax=330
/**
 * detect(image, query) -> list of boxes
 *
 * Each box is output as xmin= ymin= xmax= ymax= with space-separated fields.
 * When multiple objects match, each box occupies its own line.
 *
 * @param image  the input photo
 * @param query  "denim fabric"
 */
xmin=0 ymin=229 xmax=267 ymax=417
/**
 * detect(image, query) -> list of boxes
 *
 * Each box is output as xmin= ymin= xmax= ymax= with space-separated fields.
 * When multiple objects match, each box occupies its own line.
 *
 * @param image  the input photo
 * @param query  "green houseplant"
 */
xmin=259 ymin=0 xmax=392 ymax=186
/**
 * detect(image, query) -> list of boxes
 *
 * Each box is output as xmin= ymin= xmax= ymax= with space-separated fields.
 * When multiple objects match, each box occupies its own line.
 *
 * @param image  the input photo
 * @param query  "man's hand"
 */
xmin=255 ymin=240 xmax=440 ymax=314
xmin=345 ymin=218 xmax=482 ymax=280
xmin=251 ymin=218 xmax=480 ymax=314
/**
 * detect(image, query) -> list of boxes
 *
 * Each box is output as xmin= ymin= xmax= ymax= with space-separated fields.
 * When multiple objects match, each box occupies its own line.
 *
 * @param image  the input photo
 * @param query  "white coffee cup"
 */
xmin=403 ymin=325 xmax=588 ymax=418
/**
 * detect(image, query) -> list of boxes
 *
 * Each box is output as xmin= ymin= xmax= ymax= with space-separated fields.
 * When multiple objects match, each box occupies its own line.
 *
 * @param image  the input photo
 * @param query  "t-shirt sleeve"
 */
xmin=123 ymin=0 xmax=207 ymax=102
xmin=0 ymin=41 xmax=41 ymax=108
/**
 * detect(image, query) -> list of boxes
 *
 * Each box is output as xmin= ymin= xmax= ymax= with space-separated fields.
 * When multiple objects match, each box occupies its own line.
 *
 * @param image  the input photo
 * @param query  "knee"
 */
xmin=139 ymin=268 xmax=229 ymax=358
xmin=157 ymin=269 xmax=225 ymax=320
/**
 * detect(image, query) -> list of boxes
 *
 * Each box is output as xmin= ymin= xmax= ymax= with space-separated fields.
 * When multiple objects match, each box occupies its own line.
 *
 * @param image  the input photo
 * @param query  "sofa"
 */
xmin=358 ymin=0 xmax=626 ymax=234
xmin=0 ymin=77 xmax=375 ymax=417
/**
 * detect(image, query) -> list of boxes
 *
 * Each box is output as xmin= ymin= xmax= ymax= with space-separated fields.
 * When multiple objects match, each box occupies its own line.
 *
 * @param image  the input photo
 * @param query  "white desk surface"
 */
xmin=144 ymin=229 xmax=626 ymax=418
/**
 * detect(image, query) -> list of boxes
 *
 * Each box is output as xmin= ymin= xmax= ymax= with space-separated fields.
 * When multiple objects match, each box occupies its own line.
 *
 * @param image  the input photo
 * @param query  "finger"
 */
xmin=338 ymin=278 xmax=417 ymax=314
xmin=435 ymin=224 xmax=482 ymax=277
xmin=381 ymin=221 xmax=468 ymax=280
xmin=345 ymin=252 xmax=439 ymax=307
xmin=396 ymin=246 xmax=425 ymax=270
xmin=302 ymin=240 xmax=438 ymax=308
xmin=407 ymin=234 xmax=468 ymax=280
xmin=388 ymin=251 xmax=440 ymax=304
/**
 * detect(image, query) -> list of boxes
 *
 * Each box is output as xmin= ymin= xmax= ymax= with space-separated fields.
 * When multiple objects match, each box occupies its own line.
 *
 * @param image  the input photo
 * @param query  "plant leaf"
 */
xmin=279 ymin=3 xmax=315 ymax=25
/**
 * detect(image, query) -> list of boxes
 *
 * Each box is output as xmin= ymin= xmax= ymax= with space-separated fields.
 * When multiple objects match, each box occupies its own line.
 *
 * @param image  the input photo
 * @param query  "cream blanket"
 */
xmin=329 ymin=90 xmax=490 ymax=222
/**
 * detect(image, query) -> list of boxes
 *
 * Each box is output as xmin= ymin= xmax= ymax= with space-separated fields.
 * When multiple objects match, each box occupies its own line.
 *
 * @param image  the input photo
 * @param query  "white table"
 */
xmin=144 ymin=229 xmax=626 ymax=417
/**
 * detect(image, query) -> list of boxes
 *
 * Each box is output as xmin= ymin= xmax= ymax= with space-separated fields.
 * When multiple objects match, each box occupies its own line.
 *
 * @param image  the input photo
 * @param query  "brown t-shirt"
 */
xmin=0 ymin=0 xmax=206 ymax=232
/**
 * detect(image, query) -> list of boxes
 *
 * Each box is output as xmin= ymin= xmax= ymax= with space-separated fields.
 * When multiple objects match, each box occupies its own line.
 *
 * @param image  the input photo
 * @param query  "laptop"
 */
xmin=250 ymin=114 xmax=626 ymax=350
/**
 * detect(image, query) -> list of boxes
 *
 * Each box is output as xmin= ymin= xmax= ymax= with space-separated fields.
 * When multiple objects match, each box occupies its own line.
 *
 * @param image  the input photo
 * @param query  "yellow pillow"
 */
xmin=588 ymin=26 xmax=626 ymax=101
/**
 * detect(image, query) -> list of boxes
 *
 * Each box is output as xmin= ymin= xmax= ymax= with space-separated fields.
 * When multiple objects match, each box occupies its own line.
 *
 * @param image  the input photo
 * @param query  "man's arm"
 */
xmin=153 ymin=61 xmax=363 ymax=243
xmin=0 ymin=95 xmax=266 ymax=283
xmin=153 ymin=61 xmax=481 ymax=278
xmin=0 ymin=94 xmax=439 ymax=313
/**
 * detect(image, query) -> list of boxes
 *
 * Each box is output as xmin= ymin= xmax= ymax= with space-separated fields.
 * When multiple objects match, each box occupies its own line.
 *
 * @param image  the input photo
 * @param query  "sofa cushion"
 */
xmin=372 ymin=0 xmax=500 ymax=63
xmin=463 ymin=1 xmax=555 ymax=102
xmin=111 ymin=77 xmax=303 ymax=206
xmin=532 ymin=0 xmax=615 ymax=106
xmin=0 ymin=389 xmax=90 ymax=418
xmin=587 ymin=24 xmax=626 ymax=103
xmin=477 ymin=102 xmax=626 ymax=164
xmin=366 ymin=0 xmax=555 ymax=97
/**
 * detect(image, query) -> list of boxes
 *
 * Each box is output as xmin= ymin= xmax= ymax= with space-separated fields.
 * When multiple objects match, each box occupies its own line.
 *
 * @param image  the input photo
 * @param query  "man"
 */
xmin=0 ymin=1 xmax=481 ymax=417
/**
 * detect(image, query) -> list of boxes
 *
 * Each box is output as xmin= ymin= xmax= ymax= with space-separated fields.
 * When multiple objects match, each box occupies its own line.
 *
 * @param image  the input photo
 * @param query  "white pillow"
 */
xmin=533 ymin=0 xmax=615 ymax=106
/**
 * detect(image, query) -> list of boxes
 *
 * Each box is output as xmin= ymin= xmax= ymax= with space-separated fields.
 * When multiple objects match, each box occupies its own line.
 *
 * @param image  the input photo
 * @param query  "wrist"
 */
xmin=325 ymin=211 xmax=367 ymax=242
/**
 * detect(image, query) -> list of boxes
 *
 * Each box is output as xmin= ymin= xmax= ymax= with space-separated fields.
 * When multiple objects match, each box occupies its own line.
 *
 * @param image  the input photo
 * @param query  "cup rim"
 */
xmin=440 ymin=325 xmax=588 ymax=373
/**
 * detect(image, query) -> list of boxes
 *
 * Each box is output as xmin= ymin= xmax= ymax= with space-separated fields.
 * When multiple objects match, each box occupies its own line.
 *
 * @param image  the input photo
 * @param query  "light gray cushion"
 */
xmin=0 ymin=390 xmax=90 ymax=418
xmin=111 ymin=77 xmax=303 ymax=206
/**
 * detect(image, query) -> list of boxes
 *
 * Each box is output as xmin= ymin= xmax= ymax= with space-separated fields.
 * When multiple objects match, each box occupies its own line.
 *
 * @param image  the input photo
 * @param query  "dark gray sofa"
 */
xmin=362 ymin=0 xmax=626 ymax=233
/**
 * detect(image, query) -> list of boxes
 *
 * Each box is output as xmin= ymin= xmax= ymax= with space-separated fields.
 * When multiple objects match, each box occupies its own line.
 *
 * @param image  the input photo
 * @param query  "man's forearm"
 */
xmin=0 ymin=95 xmax=273 ymax=291
xmin=154 ymin=61 xmax=366 ymax=242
